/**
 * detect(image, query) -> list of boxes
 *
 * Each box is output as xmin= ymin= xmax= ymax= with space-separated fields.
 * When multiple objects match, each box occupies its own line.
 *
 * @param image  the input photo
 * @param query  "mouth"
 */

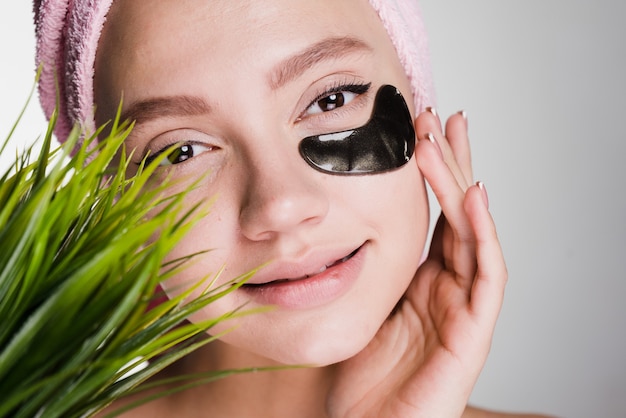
xmin=305 ymin=247 xmax=360 ymax=277
xmin=244 ymin=246 xmax=362 ymax=287
xmin=240 ymin=244 xmax=367 ymax=309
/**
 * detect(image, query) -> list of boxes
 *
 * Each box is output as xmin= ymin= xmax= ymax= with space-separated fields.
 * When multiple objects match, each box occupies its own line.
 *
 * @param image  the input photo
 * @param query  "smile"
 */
xmin=251 ymin=247 xmax=361 ymax=284
xmin=242 ymin=244 xmax=366 ymax=309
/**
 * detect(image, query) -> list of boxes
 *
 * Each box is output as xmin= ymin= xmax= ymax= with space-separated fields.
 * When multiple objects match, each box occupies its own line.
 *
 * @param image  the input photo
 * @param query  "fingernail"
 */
xmin=458 ymin=110 xmax=468 ymax=129
xmin=426 ymin=106 xmax=438 ymax=118
xmin=477 ymin=181 xmax=489 ymax=209
xmin=426 ymin=132 xmax=444 ymax=159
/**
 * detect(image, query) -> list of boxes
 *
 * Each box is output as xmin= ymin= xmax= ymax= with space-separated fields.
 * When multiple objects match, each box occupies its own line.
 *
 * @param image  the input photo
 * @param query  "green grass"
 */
xmin=0 ymin=94 xmax=258 ymax=417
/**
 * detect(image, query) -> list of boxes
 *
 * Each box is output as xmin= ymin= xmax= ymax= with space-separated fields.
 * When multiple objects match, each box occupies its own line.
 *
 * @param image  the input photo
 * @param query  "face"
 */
xmin=94 ymin=0 xmax=429 ymax=366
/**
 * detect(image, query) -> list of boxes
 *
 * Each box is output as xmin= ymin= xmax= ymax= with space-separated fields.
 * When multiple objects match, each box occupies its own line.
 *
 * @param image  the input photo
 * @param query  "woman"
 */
xmin=34 ymin=0 xmax=547 ymax=416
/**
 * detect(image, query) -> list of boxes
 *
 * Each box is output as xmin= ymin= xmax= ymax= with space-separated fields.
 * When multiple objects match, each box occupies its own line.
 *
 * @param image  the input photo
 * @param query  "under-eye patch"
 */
xmin=299 ymin=84 xmax=415 ymax=175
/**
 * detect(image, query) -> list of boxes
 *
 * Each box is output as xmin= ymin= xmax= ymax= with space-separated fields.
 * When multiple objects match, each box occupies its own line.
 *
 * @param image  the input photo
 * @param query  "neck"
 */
xmin=157 ymin=339 xmax=335 ymax=418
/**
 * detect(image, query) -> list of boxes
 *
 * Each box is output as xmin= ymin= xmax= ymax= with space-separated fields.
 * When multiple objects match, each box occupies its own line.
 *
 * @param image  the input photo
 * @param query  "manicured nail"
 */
xmin=477 ymin=181 xmax=489 ymax=209
xmin=458 ymin=110 xmax=468 ymax=129
xmin=426 ymin=106 xmax=438 ymax=118
xmin=426 ymin=132 xmax=443 ymax=159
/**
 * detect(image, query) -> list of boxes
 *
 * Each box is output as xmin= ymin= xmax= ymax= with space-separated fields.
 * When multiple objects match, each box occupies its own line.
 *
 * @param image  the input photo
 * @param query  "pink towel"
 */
xmin=34 ymin=0 xmax=434 ymax=143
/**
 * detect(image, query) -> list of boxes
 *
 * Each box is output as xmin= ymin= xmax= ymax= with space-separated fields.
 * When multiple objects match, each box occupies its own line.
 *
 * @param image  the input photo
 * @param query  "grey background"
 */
xmin=1 ymin=2 xmax=625 ymax=417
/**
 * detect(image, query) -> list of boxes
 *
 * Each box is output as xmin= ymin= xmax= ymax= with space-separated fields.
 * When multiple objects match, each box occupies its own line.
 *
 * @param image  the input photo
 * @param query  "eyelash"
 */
xmin=302 ymin=81 xmax=372 ymax=118
xmin=142 ymin=140 xmax=214 ymax=166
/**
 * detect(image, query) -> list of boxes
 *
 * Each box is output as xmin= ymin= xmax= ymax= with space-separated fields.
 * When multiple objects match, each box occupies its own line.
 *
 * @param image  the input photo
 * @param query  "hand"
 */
xmin=327 ymin=110 xmax=507 ymax=418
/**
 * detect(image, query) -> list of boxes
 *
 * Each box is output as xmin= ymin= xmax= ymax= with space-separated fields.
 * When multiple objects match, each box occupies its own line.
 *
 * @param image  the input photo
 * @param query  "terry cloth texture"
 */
xmin=34 ymin=0 xmax=435 ymax=143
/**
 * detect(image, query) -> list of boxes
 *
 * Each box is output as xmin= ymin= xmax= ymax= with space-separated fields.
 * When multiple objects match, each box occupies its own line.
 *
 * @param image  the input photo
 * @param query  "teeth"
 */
xmin=327 ymin=248 xmax=358 ymax=269
xmin=291 ymin=247 xmax=360 ymax=281
xmin=304 ymin=265 xmax=327 ymax=279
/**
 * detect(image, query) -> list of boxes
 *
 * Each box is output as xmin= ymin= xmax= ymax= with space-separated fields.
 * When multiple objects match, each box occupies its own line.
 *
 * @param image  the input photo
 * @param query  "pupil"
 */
xmin=320 ymin=92 xmax=345 ymax=111
xmin=168 ymin=144 xmax=193 ymax=164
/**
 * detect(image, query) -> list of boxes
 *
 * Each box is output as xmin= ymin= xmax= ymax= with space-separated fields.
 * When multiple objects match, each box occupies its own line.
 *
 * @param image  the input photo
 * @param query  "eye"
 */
xmin=306 ymin=91 xmax=357 ymax=115
xmin=147 ymin=142 xmax=215 ymax=166
xmin=304 ymin=83 xmax=371 ymax=117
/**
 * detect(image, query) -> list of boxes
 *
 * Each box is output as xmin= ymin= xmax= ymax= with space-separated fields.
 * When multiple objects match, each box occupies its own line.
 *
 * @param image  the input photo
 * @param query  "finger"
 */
xmin=463 ymin=182 xmax=507 ymax=322
xmin=445 ymin=111 xmax=473 ymax=186
xmin=415 ymin=111 xmax=469 ymax=191
xmin=416 ymin=135 xmax=477 ymax=285
xmin=427 ymin=212 xmax=446 ymax=261
xmin=415 ymin=133 xmax=467 ymax=235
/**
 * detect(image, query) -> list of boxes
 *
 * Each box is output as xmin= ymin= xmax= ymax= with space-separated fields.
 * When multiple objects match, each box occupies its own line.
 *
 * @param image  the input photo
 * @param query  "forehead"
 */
xmin=97 ymin=0 xmax=392 ymax=82
xmin=93 ymin=0 xmax=414 ymax=125
xmin=103 ymin=0 xmax=378 ymax=44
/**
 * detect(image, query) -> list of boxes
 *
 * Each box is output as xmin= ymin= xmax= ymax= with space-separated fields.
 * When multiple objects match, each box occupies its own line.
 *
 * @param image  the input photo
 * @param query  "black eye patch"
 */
xmin=299 ymin=84 xmax=415 ymax=175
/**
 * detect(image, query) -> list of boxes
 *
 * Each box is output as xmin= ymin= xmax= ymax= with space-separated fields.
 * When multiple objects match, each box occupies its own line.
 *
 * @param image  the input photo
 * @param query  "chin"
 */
xmin=296 ymin=337 xmax=370 ymax=367
xmin=269 ymin=313 xmax=384 ymax=367
xmin=266 ymin=342 xmax=368 ymax=368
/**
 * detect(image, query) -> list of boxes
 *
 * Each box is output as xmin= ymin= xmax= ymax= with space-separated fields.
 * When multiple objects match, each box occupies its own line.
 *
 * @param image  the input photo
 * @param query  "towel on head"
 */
xmin=34 ymin=0 xmax=434 ymax=143
xmin=34 ymin=0 xmax=114 ymax=143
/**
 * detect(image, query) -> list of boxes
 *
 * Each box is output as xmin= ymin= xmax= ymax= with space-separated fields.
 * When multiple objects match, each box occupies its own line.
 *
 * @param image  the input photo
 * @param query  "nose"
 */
xmin=239 ymin=152 xmax=329 ymax=242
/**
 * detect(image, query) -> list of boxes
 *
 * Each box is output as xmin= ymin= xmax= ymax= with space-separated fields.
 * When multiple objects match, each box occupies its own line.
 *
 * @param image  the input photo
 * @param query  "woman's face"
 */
xmin=94 ymin=0 xmax=429 ymax=365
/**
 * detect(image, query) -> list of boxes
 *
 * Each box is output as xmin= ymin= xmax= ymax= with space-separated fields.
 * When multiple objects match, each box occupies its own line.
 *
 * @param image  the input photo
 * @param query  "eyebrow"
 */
xmin=120 ymin=95 xmax=211 ymax=126
xmin=120 ymin=36 xmax=372 ymax=126
xmin=268 ymin=36 xmax=373 ymax=89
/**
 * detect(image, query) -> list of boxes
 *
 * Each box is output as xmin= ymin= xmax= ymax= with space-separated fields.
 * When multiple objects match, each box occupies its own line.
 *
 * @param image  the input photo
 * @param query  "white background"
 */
xmin=1 ymin=2 xmax=625 ymax=417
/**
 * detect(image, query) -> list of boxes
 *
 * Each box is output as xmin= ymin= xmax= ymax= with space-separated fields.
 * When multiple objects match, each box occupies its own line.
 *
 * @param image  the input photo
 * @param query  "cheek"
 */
xmin=348 ymin=164 xmax=429 ymax=304
xmin=349 ymin=164 xmax=428 ymax=240
xmin=157 ymin=189 xmax=239 ymax=288
xmin=391 ymin=171 xmax=428 ymax=243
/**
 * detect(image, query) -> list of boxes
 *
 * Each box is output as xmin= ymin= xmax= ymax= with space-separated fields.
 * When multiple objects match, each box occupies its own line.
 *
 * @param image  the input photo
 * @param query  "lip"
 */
xmin=242 ymin=243 xmax=367 ymax=309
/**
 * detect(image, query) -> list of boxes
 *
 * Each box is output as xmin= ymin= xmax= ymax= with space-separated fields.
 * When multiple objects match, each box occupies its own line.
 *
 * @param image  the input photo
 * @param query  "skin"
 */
xmin=93 ymin=0 xmax=546 ymax=416
xmin=97 ymin=0 xmax=426 ymax=369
